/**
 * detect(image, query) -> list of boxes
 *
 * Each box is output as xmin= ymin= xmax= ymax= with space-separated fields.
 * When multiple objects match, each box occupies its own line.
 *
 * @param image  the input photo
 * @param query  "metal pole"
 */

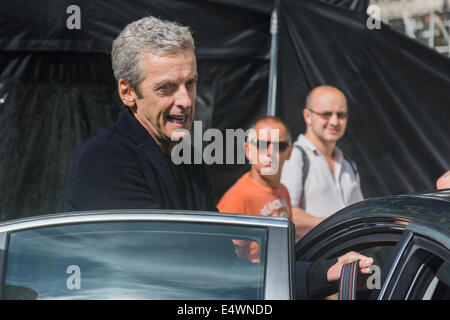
xmin=267 ymin=9 xmax=278 ymax=116
xmin=401 ymin=11 xmax=416 ymax=38
xmin=428 ymin=11 xmax=435 ymax=48
xmin=446 ymin=0 xmax=450 ymax=57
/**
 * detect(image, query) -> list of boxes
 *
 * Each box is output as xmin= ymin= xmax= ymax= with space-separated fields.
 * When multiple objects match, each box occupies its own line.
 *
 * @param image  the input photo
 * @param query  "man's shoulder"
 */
xmin=217 ymin=174 xmax=251 ymax=206
xmin=279 ymin=183 xmax=290 ymax=194
xmin=223 ymin=174 xmax=251 ymax=196
xmin=74 ymin=123 xmax=140 ymax=163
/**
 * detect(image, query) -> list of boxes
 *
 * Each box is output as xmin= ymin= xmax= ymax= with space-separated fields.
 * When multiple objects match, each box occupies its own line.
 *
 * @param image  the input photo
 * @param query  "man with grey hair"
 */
xmin=64 ymin=16 xmax=215 ymax=211
xmin=281 ymin=85 xmax=364 ymax=239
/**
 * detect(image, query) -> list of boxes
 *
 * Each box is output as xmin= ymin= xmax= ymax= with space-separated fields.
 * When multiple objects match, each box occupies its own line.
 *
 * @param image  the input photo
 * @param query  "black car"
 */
xmin=296 ymin=189 xmax=450 ymax=300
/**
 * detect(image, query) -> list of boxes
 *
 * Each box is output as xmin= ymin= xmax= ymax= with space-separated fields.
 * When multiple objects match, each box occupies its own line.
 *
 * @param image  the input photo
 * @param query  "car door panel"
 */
xmin=0 ymin=220 xmax=273 ymax=300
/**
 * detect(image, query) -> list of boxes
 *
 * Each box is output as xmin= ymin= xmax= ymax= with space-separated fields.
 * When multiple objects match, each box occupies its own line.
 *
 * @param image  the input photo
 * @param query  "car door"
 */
xmin=296 ymin=213 xmax=407 ymax=298
xmin=295 ymin=211 xmax=449 ymax=300
xmin=0 ymin=212 xmax=294 ymax=300
xmin=378 ymin=232 xmax=450 ymax=300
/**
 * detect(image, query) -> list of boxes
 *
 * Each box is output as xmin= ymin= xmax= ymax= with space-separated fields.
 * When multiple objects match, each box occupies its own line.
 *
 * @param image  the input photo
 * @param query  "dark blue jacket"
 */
xmin=64 ymin=108 xmax=216 ymax=212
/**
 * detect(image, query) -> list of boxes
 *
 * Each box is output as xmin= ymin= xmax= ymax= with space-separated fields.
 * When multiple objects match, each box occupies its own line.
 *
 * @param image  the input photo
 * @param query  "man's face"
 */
xmin=245 ymin=121 xmax=293 ymax=176
xmin=304 ymin=91 xmax=348 ymax=144
xmin=132 ymin=49 xmax=197 ymax=142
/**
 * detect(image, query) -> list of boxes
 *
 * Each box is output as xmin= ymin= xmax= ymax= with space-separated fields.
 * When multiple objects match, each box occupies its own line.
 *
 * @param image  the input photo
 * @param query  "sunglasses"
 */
xmin=249 ymin=139 xmax=291 ymax=152
xmin=308 ymin=108 xmax=349 ymax=120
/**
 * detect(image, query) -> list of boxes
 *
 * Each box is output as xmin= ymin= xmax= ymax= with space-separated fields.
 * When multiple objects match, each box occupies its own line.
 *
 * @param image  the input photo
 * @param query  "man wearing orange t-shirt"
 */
xmin=218 ymin=116 xmax=294 ymax=262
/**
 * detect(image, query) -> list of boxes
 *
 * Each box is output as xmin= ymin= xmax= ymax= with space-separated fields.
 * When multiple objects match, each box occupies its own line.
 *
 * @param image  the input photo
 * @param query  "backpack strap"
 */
xmin=343 ymin=155 xmax=359 ymax=178
xmin=294 ymin=145 xmax=309 ymax=189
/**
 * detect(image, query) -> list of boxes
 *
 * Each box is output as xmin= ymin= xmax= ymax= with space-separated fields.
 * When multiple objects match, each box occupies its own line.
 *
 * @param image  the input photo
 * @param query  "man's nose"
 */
xmin=329 ymin=113 xmax=339 ymax=125
xmin=175 ymin=85 xmax=192 ymax=108
xmin=266 ymin=142 xmax=280 ymax=156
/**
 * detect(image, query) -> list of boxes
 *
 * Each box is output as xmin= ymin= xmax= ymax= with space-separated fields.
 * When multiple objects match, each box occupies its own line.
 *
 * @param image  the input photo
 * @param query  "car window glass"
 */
xmin=423 ymin=261 xmax=450 ymax=300
xmin=3 ymin=222 xmax=267 ymax=300
xmin=355 ymin=245 xmax=396 ymax=300
xmin=385 ymin=236 xmax=450 ymax=300
xmin=360 ymin=245 xmax=396 ymax=274
xmin=403 ymin=247 xmax=450 ymax=300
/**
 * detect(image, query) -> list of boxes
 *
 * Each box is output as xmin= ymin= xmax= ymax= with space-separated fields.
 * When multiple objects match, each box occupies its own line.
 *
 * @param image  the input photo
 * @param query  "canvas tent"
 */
xmin=0 ymin=0 xmax=449 ymax=221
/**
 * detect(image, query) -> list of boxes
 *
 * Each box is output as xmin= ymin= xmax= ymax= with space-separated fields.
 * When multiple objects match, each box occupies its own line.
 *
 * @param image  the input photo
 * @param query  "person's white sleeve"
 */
xmin=280 ymin=147 xmax=304 ymax=207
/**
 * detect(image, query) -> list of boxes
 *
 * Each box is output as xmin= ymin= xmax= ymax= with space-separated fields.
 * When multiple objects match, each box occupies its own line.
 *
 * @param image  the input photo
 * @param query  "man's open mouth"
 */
xmin=167 ymin=115 xmax=186 ymax=124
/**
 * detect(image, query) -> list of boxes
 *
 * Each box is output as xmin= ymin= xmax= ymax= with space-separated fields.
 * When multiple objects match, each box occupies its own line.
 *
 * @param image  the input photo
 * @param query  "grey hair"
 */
xmin=112 ymin=16 xmax=195 ymax=98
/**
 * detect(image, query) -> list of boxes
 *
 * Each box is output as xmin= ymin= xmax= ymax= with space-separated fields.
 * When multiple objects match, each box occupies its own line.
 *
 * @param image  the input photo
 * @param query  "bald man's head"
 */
xmin=303 ymin=85 xmax=349 ymax=145
xmin=305 ymin=85 xmax=347 ymax=111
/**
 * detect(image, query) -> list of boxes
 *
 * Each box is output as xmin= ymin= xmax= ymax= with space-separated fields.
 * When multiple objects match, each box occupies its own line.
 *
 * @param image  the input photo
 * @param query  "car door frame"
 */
xmin=378 ymin=230 xmax=450 ymax=300
xmin=0 ymin=231 xmax=7 ymax=299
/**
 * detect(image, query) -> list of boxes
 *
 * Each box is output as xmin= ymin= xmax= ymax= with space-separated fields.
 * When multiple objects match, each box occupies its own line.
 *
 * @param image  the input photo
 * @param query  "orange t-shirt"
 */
xmin=217 ymin=172 xmax=292 ymax=262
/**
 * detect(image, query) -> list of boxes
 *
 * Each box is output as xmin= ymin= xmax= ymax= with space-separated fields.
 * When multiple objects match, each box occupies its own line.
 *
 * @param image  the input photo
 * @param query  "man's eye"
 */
xmin=186 ymin=79 xmax=197 ymax=87
xmin=158 ymin=84 xmax=176 ymax=94
xmin=322 ymin=112 xmax=333 ymax=117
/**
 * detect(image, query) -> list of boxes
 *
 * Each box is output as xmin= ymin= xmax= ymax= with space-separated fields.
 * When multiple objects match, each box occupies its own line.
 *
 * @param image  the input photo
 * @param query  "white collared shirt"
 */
xmin=281 ymin=134 xmax=363 ymax=217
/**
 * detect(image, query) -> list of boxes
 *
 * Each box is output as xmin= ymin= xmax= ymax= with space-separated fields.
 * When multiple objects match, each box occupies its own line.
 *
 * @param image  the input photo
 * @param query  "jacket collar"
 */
xmin=116 ymin=107 xmax=151 ymax=147
xmin=116 ymin=107 xmax=184 ymax=209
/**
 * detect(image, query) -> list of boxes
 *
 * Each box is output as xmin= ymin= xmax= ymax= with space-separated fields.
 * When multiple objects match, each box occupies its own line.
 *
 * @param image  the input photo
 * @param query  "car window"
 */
xmin=382 ymin=236 xmax=450 ymax=300
xmin=403 ymin=247 xmax=450 ymax=300
xmin=355 ymin=245 xmax=396 ymax=300
xmin=299 ymin=234 xmax=400 ymax=300
xmin=360 ymin=245 xmax=396 ymax=274
xmin=3 ymin=221 xmax=267 ymax=300
xmin=423 ymin=261 xmax=450 ymax=300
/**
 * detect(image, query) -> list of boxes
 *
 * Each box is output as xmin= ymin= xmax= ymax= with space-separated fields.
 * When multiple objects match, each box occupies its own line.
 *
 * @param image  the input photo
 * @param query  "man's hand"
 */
xmin=436 ymin=170 xmax=450 ymax=190
xmin=327 ymin=251 xmax=374 ymax=282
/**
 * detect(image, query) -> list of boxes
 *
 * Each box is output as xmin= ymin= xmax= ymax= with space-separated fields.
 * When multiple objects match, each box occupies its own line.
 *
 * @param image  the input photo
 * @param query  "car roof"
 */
xmin=294 ymin=190 xmax=450 ymax=258
xmin=325 ymin=189 xmax=450 ymax=246
xmin=0 ymin=209 xmax=291 ymax=233
xmin=350 ymin=189 xmax=449 ymax=227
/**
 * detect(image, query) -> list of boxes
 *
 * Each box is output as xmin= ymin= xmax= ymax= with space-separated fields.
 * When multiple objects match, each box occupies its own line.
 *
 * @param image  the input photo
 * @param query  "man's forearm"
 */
xmin=292 ymin=206 xmax=326 ymax=241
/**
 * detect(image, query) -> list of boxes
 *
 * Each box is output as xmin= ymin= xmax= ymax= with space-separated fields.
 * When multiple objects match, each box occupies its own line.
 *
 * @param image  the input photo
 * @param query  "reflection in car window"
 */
xmin=4 ymin=222 xmax=267 ymax=300
xmin=424 ymin=261 xmax=450 ymax=300
xmin=357 ymin=245 xmax=396 ymax=300
xmin=360 ymin=245 xmax=396 ymax=275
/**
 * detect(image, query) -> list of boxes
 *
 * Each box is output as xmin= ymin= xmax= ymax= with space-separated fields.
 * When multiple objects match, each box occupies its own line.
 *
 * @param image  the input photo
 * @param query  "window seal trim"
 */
xmin=0 ymin=232 xmax=8 ymax=299
xmin=0 ymin=211 xmax=289 ymax=234
xmin=378 ymin=231 xmax=413 ymax=300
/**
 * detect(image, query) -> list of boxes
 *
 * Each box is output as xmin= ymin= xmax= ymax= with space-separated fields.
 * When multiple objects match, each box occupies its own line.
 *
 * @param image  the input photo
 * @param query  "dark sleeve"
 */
xmin=294 ymin=261 xmax=313 ymax=300
xmin=64 ymin=142 xmax=161 ymax=211
xmin=306 ymin=258 xmax=339 ymax=299
xmin=198 ymin=164 xmax=219 ymax=212
xmin=204 ymin=168 xmax=218 ymax=212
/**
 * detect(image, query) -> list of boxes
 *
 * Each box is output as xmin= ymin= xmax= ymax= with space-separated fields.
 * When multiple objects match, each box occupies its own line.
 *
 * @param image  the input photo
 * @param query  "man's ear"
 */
xmin=286 ymin=145 xmax=293 ymax=161
xmin=303 ymin=108 xmax=311 ymax=126
xmin=118 ymin=79 xmax=138 ymax=107
xmin=245 ymin=141 xmax=258 ymax=164
xmin=244 ymin=141 xmax=251 ymax=162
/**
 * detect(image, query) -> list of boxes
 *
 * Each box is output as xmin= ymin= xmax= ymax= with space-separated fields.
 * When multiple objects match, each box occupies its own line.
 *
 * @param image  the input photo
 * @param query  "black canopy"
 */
xmin=0 ymin=0 xmax=448 ymax=220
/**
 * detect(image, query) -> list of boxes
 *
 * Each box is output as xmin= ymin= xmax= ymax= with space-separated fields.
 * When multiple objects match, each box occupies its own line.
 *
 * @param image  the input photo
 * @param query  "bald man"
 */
xmin=281 ymin=85 xmax=364 ymax=239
